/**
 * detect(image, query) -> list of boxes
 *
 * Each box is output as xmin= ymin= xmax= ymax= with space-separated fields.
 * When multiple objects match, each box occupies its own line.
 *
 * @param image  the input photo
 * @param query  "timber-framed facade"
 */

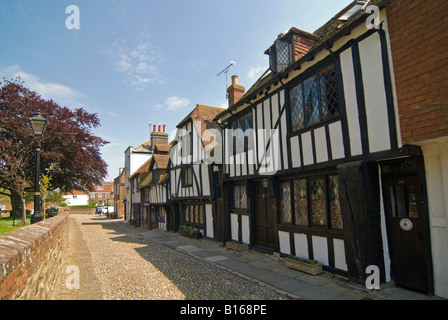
xmin=168 ymin=104 xmax=225 ymax=240
xmin=214 ymin=0 xmax=435 ymax=293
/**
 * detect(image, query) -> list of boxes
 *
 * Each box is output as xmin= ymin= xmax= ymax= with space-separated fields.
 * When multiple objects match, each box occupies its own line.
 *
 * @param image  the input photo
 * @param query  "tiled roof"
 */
xmin=153 ymin=154 xmax=170 ymax=170
xmin=134 ymin=141 xmax=152 ymax=152
xmin=177 ymin=104 xmax=225 ymax=131
xmin=154 ymin=144 xmax=171 ymax=154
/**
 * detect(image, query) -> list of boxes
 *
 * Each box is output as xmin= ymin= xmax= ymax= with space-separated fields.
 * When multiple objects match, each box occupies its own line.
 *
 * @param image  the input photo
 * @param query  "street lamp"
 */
xmin=29 ymin=113 xmax=47 ymax=224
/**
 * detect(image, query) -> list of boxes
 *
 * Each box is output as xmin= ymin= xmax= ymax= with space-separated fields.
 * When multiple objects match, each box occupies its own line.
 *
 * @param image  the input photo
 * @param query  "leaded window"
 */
xmin=290 ymin=64 xmax=339 ymax=131
xmin=233 ymin=184 xmax=247 ymax=209
xmin=230 ymin=111 xmax=254 ymax=154
xmin=328 ymin=175 xmax=343 ymax=229
xmin=182 ymin=167 xmax=192 ymax=187
xmin=279 ymin=175 xmax=343 ymax=230
xmin=183 ymin=204 xmax=204 ymax=225
xmin=269 ymin=41 xmax=291 ymax=73
xmin=293 ymin=179 xmax=308 ymax=226
xmin=280 ymin=182 xmax=292 ymax=223
xmin=310 ymin=177 xmax=327 ymax=226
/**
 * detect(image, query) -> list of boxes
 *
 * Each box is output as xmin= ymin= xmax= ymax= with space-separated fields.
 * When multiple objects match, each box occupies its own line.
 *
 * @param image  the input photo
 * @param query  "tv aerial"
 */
xmin=217 ymin=61 xmax=236 ymax=100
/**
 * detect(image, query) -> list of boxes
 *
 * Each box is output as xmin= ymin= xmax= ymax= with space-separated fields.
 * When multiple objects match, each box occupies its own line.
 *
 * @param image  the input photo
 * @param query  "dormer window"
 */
xmin=337 ymin=1 xmax=369 ymax=27
xmin=265 ymin=28 xmax=317 ymax=74
xmin=269 ymin=40 xmax=291 ymax=73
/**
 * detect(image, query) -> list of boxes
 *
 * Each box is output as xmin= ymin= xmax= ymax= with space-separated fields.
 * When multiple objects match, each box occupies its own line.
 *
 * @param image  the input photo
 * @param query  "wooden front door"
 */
xmin=382 ymin=174 xmax=431 ymax=293
xmin=254 ymin=180 xmax=276 ymax=251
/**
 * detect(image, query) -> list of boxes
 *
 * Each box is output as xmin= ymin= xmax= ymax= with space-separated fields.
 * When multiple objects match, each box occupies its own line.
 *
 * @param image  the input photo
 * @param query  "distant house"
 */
xmin=126 ymin=125 xmax=170 ymax=223
xmin=89 ymin=181 xmax=113 ymax=207
xmin=63 ymin=190 xmax=89 ymax=206
xmin=124 ymin=141 xmax=152 ymax=220
xmin=113 ymin=169 xmax=126 ymax=218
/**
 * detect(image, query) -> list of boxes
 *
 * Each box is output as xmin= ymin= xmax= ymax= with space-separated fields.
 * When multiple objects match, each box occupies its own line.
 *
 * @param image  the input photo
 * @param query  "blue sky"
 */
xmin=0 ymin=0 xmax=352 ymax=181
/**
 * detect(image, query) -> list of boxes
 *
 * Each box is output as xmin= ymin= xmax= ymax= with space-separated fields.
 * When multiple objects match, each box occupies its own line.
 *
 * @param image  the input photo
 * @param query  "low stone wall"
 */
xmin=65 ymin=207 xmax=95 ymax=215
xmin=0 ymin=213 xmax=69 ymax=300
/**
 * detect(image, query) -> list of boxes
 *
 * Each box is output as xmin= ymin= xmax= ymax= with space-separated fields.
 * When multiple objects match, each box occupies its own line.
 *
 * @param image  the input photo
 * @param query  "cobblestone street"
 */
xmin=56 ymin=214 xmax=293 ymax=300
xmin=55 ymin=214 xmax=444 ymax=302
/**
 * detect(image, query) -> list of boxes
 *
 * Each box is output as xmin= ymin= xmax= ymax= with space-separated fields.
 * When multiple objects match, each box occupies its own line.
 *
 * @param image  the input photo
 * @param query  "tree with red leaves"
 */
xmin=0 ymin=79 xmax=109 ymax=223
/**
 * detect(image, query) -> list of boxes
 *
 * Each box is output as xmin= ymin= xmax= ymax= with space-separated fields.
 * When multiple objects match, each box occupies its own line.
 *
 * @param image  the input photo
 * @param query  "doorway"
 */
xmin=382 ymin=159 xmax=433 ymax=293
xmin=254 ymin=180 xmax=276 ymax=251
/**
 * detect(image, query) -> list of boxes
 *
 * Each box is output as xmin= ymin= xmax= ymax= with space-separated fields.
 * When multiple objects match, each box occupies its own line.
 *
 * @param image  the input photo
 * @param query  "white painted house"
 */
xmin=63 ymin=191 xmax=89 ymax=206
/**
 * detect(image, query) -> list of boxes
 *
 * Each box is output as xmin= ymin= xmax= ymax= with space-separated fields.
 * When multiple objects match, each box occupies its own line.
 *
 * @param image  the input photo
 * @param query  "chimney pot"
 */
xmin=158 ymin=125 xmax=162 ymax=132
xmin=163 ymin=125 xmax=166 ymax=133
xmin=227 ymin=74 xmax=245 ymax=108
xmin=153 ymin=125 xmax=157 ymax=132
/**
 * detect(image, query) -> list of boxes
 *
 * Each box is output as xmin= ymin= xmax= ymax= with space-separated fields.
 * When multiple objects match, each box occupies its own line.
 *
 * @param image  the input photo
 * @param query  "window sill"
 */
xmin=288 ymin=115 xmax=341 ymax=138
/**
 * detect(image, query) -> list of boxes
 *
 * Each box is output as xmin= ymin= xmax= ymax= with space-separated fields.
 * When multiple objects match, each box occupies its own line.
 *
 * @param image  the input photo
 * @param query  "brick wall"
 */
xmin=387 ymin=0 xmax=448 ymax=144
xmin=0 ymin=213 xmax=69 ymax=300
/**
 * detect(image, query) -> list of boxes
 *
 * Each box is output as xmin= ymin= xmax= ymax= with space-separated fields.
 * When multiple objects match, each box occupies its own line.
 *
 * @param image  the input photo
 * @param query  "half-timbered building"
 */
xmin=139 ymin=151 xmax=170 ymax=231
xmin=169 ymin=104 xmax=225 ymax=239
xmin=214 ymin=0 xmax=436 ymax=293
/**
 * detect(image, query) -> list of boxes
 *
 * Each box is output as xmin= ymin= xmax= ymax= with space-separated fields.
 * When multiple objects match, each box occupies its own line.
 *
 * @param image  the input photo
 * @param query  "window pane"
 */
xmin=319 ymin=64 xmax=339 ymax=120
xmin=328 ymin=176 xmax=343 ymax=229
xmin=233 ymin=185 xmax=247 ymax=209
xmin=185 ymin=206 xmax=190 ymax=222
xmin=390 ymin=185 xmax=407 ymax=218
xmin=310 ymin=177 xmax=327 ymax=226
xmin=303 ymin=75 xmax=320 ymax=127
xmin=289 ymin=64 xmax=339 ymax=132
xmin=290 ymin=84 xmax=305 ymax=131
xmin=280 ymin=182 xmax=292 ymax=223
xmin=293 ymin=179 xmax=308 ymax=226
xmin=199 ymin=205 xmax=204 ymax=224
xmin=240 ymin=186 xmax=247 ymax=209
xmin=194 ymin=205 xmax=199 ymax=224
xmin=276 ymin=41 xmax=290 ymax=71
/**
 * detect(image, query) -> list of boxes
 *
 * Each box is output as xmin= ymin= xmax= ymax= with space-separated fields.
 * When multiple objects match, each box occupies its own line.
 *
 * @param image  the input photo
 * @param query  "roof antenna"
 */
xmin=148 ymin=122 xmax=153 ymax=140
xmin=217 ymin=61 xmax=236 ymax=100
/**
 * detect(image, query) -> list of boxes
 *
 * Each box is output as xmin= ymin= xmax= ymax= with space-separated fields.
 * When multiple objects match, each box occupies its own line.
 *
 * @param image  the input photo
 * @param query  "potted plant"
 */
xmin=225 ymin=240 xmax=249 ymax=252
xmin=179 ymin=225 xmax=203 ymax=239
xmin=284 ymin=255 xmax=323 ymax=275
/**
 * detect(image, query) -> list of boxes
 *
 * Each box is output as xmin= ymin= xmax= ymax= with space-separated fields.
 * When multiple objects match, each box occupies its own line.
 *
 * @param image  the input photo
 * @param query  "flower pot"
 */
xmin=179 ymin=229 xmax=202 ymax=239
xmin=226 ymin=241 xmax=248 ymax=252
xmin=284 ymin=257 xmax=323 ymax=275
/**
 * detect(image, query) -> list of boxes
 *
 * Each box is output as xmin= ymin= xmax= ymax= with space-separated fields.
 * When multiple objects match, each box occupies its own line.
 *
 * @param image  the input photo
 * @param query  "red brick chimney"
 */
xmin=227 ymin=75 xmax=245 ymax=108
xmin=151 ymin=124 xmax=168 ymax=151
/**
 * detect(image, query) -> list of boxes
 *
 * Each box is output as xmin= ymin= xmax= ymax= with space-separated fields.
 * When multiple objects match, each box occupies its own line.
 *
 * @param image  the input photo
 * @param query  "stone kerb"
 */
xmin=0 ymin=213 xmax=69 ymax=300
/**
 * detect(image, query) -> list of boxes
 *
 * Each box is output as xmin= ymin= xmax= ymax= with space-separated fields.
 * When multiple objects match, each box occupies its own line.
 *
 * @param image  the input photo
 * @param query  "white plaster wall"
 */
xmin=421 ymin=139 xmax=448 ymax=299
xmin=205 ymin=204 xmax=214 ymax=239
xmin=278 ymin=231 xmax=291 ymax=255
xmin=241 ymin=215 xmax=250 ymax=244
xmin=230 ymin=213 xmax=239 ymax=241
xmin=294 ymin=233 xmax=309 ymax=259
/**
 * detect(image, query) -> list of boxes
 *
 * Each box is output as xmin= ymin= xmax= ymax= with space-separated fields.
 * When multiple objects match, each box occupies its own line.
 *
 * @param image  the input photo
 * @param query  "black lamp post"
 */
xmin=29 ymin=113 xmax=47 ymax=224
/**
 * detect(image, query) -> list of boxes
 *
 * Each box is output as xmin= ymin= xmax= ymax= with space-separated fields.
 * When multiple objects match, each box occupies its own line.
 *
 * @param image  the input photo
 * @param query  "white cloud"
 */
xmin=106 ymin=34 xmax=163 ymax=90
xmin=0 ymin=65 xmax=82 ymax=107
xmin=165 ymin=96 xmax=191 ymax=111
xmin=248 ymin=66 xmax=266 ymax=79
